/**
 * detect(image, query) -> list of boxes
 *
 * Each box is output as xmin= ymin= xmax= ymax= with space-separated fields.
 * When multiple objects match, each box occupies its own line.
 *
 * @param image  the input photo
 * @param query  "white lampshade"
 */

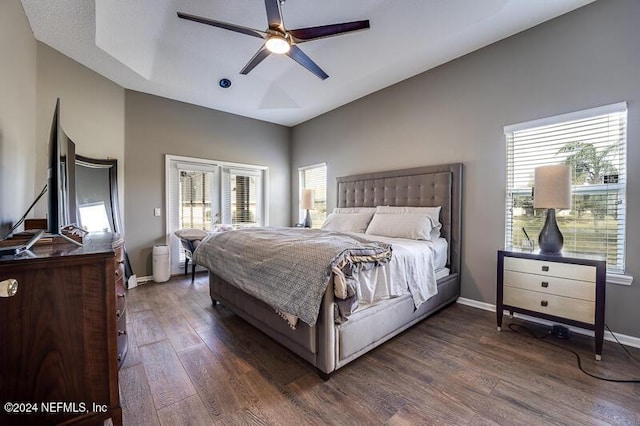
xmin=534 ymin=165 xmax=571 ymax=209
xmin=301 ymin=189 xmax=315 ymax=210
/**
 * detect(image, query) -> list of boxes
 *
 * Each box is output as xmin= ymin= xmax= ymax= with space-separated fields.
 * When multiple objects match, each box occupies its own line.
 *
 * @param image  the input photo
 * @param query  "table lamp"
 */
xmin=301 ymin=189 xmax=315 ymax=228
xmin=534 ymin=164 xmax=572 ymax=255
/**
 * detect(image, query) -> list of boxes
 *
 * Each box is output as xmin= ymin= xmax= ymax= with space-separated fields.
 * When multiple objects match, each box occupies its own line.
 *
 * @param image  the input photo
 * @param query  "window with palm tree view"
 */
xmin=505 ymin=103 xmax=627 ymax=274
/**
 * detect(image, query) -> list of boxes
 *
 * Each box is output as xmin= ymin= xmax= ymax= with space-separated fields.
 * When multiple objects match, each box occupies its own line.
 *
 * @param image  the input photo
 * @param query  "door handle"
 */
xmin=0 ymin=279 xmax=18 ymax=298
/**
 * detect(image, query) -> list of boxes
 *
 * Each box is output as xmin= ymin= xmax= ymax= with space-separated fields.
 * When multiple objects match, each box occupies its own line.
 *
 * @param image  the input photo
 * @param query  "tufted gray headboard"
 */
xmin=336 ymin=163 xmax=462 ymax=274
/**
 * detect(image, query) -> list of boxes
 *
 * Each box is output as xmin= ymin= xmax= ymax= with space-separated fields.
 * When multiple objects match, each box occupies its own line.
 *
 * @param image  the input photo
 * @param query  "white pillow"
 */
xmin=174 ymin=228 xmax=209 ymax=241
xmin=375 ymin=206 xmax=442 ymax=239
xmin=321 ymin=212 xmax=374 ymax=233
xmin=333 ymin=207 xmax=377 ymax=215
xmin=365 ymin=213 xmax=433 ymax=240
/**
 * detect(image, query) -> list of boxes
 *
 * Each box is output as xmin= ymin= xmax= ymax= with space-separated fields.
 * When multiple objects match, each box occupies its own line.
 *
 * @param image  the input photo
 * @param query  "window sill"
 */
xmin=607 ymin=273 xmax=633 ymax=286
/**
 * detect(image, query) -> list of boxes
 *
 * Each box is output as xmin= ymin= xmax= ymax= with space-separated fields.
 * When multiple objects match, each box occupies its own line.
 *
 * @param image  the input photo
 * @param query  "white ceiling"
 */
xmin=21 ymin=0 xmax=595 ymax=127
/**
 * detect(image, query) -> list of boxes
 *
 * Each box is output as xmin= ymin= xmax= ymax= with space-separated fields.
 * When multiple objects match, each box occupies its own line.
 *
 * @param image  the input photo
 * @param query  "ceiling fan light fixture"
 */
xmin=265 ymin=35 xmax=290 ymax=54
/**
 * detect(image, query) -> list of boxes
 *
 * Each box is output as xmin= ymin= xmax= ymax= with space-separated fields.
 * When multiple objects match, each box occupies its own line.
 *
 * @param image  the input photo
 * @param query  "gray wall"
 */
xmin=125 ymin=91 xmax=290 ymax=276
xmin=35 ymin=43 xmax=125 ymax=220
xmin=291 ymin=0 xmax=640 ymax=337
xmin=0 ymin=0 xmax=37 ymax=236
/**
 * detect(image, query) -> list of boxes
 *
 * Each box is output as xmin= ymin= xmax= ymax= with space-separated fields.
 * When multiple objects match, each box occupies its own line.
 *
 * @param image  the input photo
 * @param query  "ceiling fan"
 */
xmin=177 ymin=0 xmax=370 ymax=80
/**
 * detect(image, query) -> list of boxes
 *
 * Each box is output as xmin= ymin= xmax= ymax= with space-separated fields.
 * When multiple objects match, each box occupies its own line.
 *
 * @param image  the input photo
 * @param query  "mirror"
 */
xmin=76 ymin=155 xmax=133 ymax=278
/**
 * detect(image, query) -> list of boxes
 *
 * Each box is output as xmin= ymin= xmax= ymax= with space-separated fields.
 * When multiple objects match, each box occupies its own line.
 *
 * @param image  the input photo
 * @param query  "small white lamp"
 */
xmin=534 ymin=165 xmax=571 ymax=255
xmin=301 ymin=189 xmax=315 ymax=228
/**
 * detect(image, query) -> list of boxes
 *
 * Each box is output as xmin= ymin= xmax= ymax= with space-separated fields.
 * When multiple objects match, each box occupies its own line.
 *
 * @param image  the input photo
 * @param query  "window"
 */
xmin=222 ymin=167 xmax=263 ymax=227
xmin=179 ymin=169 xmax=216 ymax=231
xmin=166 ymin=155 xmax=267 ymax=273
xmin=299 ymin=163 xmax=327 ymax=228
xmin=505 ymin=103 xmax=627 ymax=275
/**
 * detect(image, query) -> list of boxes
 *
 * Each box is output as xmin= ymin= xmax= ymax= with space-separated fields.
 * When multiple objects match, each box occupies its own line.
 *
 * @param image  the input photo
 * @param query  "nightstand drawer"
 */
xmin=504 ymin=256 xmax=596 ymax=282
xmin=503 ymin=270 xmax=595 ymax=301
xmin=503 ymin=286 xmax=595 ymax=324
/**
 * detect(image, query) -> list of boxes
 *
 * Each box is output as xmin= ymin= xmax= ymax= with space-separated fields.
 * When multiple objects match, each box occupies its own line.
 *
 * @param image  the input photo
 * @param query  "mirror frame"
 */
xmin=76 ymin=155 xmax=133 ymax=278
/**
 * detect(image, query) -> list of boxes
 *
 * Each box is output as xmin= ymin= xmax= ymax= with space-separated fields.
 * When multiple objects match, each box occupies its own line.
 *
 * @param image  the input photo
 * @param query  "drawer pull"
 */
xmin=542 ymin=265 xmax=549 ymax=272
xmin=541 ymin=281 xmax=549 ymax=288
xmin=117 ymin=354 xmax=122 ymax=362
xmin=116 ymin=310 xmax=121 ymax=318
xmin=117 ymin=293 xmax=126 ymax=299
xmin=540 ymin=300 xmax=549 ymax=307
xmin=0 ymin=279 xmax=18 ymax=298
xmin=118 ymin=330 xmax=127 ymax=336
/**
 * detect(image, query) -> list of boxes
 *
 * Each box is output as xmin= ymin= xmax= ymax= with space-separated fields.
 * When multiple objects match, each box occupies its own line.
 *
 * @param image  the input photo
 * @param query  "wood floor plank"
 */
xmin=178 ymin=343 xmax=248 ymax=419
xmin=120 ymin=319 xmax=142 ymax=369
xmin=139 ymin=339 xmax=197 ymax=409
xmin=128 ymin=309 xmax=167 ymax=347
xmin=119 ymin=363 xmax=160 ymax=426
xmin=157 ymin=310 xmax=204 ymax=353
xmin=156 ymin=395 xmax=213 ymax=426
xmin=195 ymin=325 xmax=255 ymax=377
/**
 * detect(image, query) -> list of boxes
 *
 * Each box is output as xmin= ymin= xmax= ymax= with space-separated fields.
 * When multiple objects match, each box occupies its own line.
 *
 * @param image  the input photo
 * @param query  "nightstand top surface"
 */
xmin=499 ymin=249 xmax=606 ymax=267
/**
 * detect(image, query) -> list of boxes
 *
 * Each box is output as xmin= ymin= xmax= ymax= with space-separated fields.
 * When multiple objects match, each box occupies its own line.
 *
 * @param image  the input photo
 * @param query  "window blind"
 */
xmin=178 ymin=170 xmax=214 ymax=231
xmin=222 ymin=168 xmax=262 ymax=227
xmin=299 ymin=163 xmax=327 ymax=228
xmin=505 ymin=103 xmax=627 ymax=273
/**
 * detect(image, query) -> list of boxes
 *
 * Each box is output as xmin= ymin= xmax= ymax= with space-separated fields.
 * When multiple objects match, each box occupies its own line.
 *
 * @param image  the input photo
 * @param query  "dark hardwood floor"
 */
xmin=120 ymin=273 xmax=640 ymax=425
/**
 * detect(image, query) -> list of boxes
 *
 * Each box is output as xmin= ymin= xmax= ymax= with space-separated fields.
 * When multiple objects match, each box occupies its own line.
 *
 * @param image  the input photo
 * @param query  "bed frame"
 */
xmin=208 ymin=163 xmax=463 ymax=377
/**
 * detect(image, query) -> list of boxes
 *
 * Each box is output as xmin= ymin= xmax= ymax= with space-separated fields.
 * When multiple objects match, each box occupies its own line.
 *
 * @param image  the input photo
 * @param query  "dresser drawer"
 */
xmin=115 ymin=276 xmax=126 ymax=312
xmin=116 ymin=309 xmax=128 ymax=367
xmin=503 ymin=270 xmax=595 ymax=301
xmin=504 ymin=257 xmax=596 ymax=282
xmin=503 ymin=286 xmax=595 ymax=324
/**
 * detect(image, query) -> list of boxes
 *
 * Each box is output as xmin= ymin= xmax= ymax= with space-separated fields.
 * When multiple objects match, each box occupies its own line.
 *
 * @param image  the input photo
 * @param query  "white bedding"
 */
xmin=347 ymin=234 xmax=448 ymax=312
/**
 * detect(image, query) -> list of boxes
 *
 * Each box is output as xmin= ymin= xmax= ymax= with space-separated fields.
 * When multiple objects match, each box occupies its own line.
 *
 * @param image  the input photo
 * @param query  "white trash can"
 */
xmin=152 ymin=244 xmax=170 ymax=283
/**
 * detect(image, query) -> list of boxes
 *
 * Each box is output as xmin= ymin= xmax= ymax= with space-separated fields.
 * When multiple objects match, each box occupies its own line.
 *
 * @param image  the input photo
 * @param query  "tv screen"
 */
xmin=47 ymin=98 xmax=77 ymax=234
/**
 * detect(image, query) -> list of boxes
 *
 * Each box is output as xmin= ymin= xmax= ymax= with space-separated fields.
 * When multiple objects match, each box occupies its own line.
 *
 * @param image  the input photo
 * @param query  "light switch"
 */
xmin=154 ymin=208 xmax=161 ymax=217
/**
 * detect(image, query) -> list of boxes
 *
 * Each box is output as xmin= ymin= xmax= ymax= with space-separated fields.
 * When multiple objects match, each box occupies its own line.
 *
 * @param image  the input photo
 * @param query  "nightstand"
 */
xmin=497 ymin=250 xmax=606 ymax=360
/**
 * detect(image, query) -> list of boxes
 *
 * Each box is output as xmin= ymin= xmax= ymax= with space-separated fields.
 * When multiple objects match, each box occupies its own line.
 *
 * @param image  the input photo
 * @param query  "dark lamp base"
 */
xmin=538 ymin=208 xmax=564 ymax=255
xmin=303 ymin=209 xmax=312 ymax=228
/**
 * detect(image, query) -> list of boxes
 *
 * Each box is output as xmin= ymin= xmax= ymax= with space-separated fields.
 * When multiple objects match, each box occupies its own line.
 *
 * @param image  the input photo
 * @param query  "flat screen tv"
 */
xmin=47 ymin=98 xmax=78 ymax=235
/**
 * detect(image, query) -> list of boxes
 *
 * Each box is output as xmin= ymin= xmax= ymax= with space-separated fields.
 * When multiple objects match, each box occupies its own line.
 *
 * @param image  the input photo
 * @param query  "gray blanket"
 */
xmin=193 ymin=227 xmax=392 ymax=327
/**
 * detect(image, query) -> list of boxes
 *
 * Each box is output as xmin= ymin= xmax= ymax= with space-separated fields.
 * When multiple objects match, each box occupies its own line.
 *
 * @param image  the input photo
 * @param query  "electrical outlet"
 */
xmin=154 ymin=208 xmax=161 ymax=217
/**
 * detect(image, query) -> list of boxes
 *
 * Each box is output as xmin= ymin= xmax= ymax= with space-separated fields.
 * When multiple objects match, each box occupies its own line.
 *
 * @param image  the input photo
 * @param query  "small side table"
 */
xmin=497 ymin=250 xmax=606 ymax=360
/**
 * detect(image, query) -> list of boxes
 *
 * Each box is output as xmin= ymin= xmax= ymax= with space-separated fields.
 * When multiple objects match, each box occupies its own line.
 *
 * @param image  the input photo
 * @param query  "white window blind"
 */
xmin=505 ymin=103 xmax=627 ymax=274
xmin=299 ymin=163 xmax=327 ymax=228
xmin=179 ymin=169 xmax=215 ymax=231
xmin=221 ymin=168 xmax=263 ymax=227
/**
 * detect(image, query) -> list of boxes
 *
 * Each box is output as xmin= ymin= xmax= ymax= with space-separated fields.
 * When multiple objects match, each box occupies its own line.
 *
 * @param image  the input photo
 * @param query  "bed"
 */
xmin=197 ymin=163 xmax=462 ymax=378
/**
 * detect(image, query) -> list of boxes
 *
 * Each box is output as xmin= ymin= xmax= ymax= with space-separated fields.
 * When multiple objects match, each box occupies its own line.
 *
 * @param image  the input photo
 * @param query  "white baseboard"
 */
xmin=135 ymin=275 xmax=153 ymax=285
xmin=456 ymin=297 xmax=640 ymax=349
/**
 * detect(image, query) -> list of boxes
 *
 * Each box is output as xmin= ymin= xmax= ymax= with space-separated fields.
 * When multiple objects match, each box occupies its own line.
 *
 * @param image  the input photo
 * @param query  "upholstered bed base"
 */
xmin=209 ymin=271 xmax=459 ymax=376
xmin=208 ymin=163 xmax=463 ymax=377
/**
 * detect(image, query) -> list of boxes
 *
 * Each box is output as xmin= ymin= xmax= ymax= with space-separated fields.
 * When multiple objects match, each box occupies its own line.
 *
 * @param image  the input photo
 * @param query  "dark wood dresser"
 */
xmin=0 ymin=232 xmax=126 ymax=426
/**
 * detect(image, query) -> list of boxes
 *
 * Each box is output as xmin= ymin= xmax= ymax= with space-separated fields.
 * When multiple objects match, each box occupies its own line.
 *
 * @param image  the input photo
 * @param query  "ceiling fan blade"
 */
xmin=240 ymin=46 xmax=271 ymax=75
xmin=289 ymin=20 xmax=370 ymax=43
xmin=286 ymin=45 xmax=329 ymax=80
xmin=264 ymin=0 xmax=284 ymax=31
xmin=177 ymin=12 xmax=266 ymax=39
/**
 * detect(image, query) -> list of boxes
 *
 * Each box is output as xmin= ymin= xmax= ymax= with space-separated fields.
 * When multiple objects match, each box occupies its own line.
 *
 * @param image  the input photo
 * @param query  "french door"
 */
xmin=166 ymin=155 xmax=268 ymax=275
